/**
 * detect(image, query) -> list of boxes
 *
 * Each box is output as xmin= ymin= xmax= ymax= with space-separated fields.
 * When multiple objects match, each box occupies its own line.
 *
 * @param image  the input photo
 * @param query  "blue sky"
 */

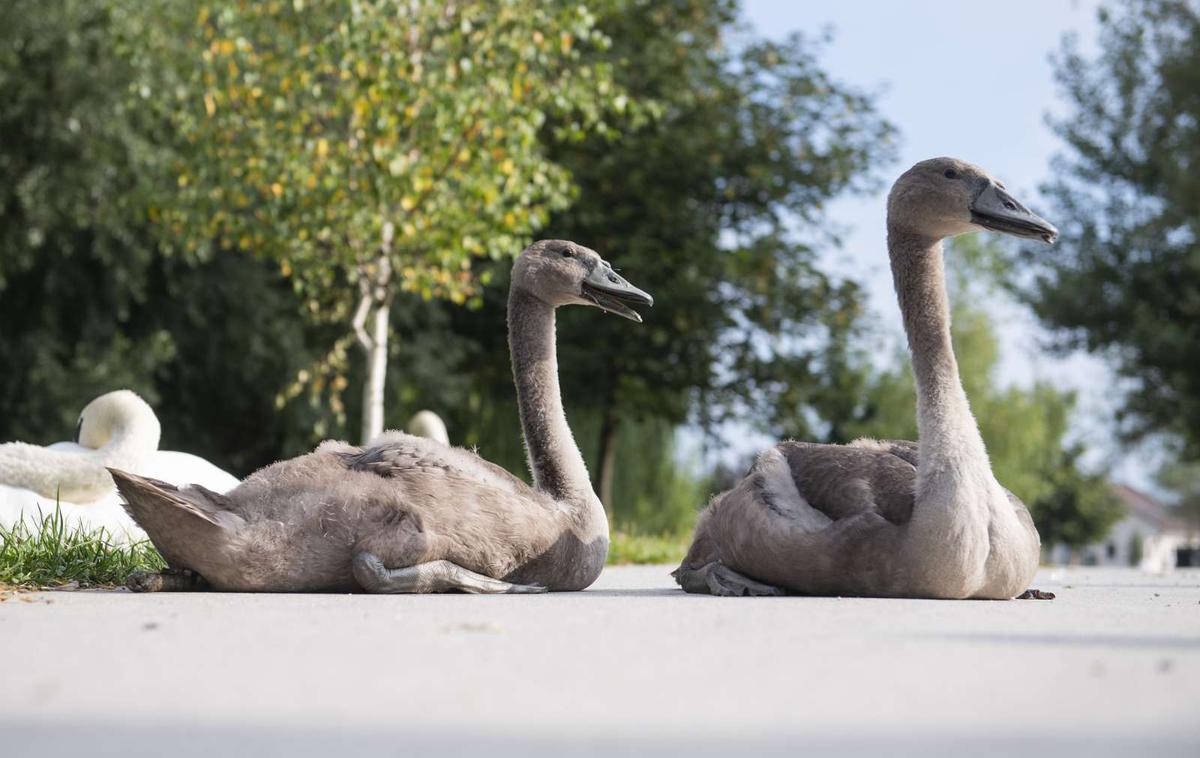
xmin=697 ymin=1 xmax=1155 ymax=485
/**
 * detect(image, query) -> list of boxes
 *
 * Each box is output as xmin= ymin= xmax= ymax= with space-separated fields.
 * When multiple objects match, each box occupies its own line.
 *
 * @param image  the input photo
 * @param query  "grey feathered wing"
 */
xmin=773 ymin=439 xmax=919 ymax=525
xmin=109 ymin=468 xmax=245 ymax=569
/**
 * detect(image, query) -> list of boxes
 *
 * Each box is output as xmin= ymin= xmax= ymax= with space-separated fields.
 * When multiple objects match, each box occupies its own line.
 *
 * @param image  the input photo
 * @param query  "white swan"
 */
xmin=0 ymin=390 xmax=238 ymax=542
xmin=405 ymin=410 xmax=450 ymax=445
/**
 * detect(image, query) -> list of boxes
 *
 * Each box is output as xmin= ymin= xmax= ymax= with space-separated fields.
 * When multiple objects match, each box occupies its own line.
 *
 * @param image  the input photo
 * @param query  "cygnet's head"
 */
xmin=511 ymin=239 xmax=654 ymax=322
xmin=887 ymin=157 xmax=1057 ymax=244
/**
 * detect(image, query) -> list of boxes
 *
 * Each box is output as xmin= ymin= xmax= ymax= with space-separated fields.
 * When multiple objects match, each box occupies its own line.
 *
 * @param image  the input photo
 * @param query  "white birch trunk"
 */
xmin=353 ymin=223 xmax=395 ymax=444
xmin=360 ymin=296 xmax=390 ymax=443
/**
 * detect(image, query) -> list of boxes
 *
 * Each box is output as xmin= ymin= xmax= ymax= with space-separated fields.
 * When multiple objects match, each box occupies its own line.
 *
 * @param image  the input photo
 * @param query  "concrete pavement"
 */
xmin=1 ymin=566 xmax=1197 ymax=756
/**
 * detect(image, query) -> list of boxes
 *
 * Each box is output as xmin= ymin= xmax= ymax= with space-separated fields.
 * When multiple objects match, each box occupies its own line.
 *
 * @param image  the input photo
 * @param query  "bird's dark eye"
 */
xmin=561 ymin=249 xmax=573 ymax=258
xmin=943 ymin=168 xmax=957 ymax=179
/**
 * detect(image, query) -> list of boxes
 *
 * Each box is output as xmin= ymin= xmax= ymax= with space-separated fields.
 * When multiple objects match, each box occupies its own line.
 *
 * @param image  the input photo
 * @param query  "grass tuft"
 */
xmin=0 ymin=505 xmax=164 ymax=589
xmin=607 ymin=531 xmax=690 ymax=565
xmin=0 ymin=507 xmax=686 ymax=589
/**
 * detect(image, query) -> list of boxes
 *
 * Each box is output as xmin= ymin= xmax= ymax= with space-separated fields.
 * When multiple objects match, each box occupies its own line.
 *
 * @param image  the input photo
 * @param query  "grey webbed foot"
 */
xmin=673 ymin=561 xmax=785 ymax=597
xmin=127 ymin=568 xmax=208 ymax=593
xmin=352 ymin=552 xmax=547 ymax=594
xmin=1016 ymin=588 xmax=1056 ymax=600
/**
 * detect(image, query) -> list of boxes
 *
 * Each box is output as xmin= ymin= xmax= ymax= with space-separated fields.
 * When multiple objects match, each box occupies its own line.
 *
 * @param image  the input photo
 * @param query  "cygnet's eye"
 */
xmin=943 ymin=168 xmax=958 ymax=179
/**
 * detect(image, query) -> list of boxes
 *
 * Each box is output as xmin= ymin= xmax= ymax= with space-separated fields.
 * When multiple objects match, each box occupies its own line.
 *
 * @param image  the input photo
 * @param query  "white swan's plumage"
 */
xmin=0 ymin=391 xmax=239 ymax=543
xmin=404 ymin=410 xmax=450 ymax=446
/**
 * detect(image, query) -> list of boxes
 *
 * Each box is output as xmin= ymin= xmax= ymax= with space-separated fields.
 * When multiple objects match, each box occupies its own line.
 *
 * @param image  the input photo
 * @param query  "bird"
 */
xmin=405 ymin=410 xmax=449 ymax=445
xmin=111 ymin=239 xmax=653 ymax=593
xmin=674 ymin=158 xmax=1058 ymax=600
xmin=0 ymin=390 xmax=238 ymax=542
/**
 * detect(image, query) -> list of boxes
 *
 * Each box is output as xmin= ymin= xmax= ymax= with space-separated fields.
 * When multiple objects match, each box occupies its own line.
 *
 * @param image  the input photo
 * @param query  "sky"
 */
xmin=690 ymin=0 xmax=1159 ymax=487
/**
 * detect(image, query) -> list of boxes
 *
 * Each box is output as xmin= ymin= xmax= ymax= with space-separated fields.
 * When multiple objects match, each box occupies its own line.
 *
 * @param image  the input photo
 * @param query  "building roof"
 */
xmin=1110 ymin=483 xmax=1190 ymax=533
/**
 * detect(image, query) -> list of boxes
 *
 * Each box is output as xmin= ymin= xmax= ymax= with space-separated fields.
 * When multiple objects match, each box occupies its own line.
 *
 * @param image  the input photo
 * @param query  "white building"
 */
xmin=1048 ymin=484 xmax=1200 ymax=571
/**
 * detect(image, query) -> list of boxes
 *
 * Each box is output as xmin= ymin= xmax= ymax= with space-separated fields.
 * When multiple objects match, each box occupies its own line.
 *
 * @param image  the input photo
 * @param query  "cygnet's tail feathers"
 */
xmin=108 ymin=468 xmax=242 ymax=569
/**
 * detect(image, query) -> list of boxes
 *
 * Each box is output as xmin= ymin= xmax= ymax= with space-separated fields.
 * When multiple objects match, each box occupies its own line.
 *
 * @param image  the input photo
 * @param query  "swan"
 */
xmin=405 ymin=410 xmax=449 ymax=445
xmin=111 ymin=239 xmax=653 ymax=593
xmin=674 ymin=158 xmax=1058 ymax=600
xmin=0 ymin=390 xmax=239 ymax=542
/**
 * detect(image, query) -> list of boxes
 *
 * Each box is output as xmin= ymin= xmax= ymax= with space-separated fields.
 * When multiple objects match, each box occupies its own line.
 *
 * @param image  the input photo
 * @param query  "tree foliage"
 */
xmin=0 ymin=0 xmax=171 ymax=440
xmin=1028 ymin=0 xmax=1200 ymax=456
xmin=142 ymin=0 xmax=625 ymax=440
xmin=437 ymin=0 xmax=896 ymax=508
xmin=1156 ymin=459 xmax=1200 ymax=528
xmin=0 ymin=1 xmax=333 ymax=473
xmin=1032 ymin=446 xmax=1124 ymax=550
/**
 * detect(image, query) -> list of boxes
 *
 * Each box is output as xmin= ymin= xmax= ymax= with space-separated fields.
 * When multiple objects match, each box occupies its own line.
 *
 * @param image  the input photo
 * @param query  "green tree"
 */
xmin=0 ymin=0 xmax=172 ymax=441
xmin=1028 ymin=0 xmax=1200 ymax=457
xmin=150 ymin=0 xmax=624 ymax=442
xmin=0 ymin=1 xmax=338 ymax=475
xmin=1156 ymin=460 xmax=1200 ymax=529
xmin=1032 ymin=446 xmax=1124 ymax=552
xmin=440 ymin=0 xmax=895 ymax=510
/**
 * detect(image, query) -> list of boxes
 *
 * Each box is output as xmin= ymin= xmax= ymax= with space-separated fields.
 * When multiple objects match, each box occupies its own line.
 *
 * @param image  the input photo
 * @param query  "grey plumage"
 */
xmin=675 ymin=158 xmax=1057 ymax=600
xmin=113 ymin=240 xmax=652 ymax=593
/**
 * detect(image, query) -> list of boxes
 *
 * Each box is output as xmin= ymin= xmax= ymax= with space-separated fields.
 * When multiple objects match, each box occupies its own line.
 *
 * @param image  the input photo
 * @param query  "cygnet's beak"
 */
xmin=580 ymin=261 xmax=654 ymax=322
xmin=970 ymin=181 xmax=1058 ymax=244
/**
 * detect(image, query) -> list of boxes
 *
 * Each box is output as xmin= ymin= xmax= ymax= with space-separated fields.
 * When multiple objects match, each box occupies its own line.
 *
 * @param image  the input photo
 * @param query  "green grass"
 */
xmin=0 ymin=505 xmax=684 ymax=590
xmin=0 ymin=506 xmax=164 ymax=589
xmin=607 ymin=531 xmax=690 ymax=565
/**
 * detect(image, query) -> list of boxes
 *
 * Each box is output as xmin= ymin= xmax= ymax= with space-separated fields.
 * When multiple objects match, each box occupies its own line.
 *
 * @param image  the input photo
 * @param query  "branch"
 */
xmin=352 ymin=278 xmax=374 ymax=351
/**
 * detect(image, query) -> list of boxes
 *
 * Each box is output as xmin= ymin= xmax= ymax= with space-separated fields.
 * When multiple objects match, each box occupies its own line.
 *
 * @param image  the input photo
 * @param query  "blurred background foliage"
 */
xmin=1 ymin=0 xmax=1193 ymax=552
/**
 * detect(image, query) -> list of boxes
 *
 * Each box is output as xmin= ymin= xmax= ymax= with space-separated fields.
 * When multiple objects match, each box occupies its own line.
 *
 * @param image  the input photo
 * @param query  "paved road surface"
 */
xmin=1 ymin=566 xmax=1197 ymax=757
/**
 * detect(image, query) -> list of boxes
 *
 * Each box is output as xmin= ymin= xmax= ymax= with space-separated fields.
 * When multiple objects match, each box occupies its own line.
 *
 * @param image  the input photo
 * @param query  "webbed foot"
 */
xmin=673 ymin=561 xmax=785 ymax=597
xmin=352 ymin=553 xmax=547 ymax=594
xmin=127 ymin=568 xmax=208 ymax=593
xmin=1016 ymin=588 xmax=1056 ymax=600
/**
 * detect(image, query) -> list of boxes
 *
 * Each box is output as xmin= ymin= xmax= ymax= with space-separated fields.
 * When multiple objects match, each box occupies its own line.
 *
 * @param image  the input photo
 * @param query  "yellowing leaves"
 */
xmin=166 ymin=0 xmax=619 ymax=326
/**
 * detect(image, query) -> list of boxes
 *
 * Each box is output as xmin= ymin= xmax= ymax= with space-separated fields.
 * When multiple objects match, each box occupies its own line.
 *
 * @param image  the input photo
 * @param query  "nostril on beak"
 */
xmin=1003 ymin=200 xmax=1016 ymax=211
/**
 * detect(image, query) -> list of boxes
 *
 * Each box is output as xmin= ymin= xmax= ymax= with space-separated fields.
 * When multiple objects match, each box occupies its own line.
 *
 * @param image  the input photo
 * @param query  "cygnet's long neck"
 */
xmin=507 ymin=287 xmax=605 ymax=531
xmin=887 ymin=226 xmax=990 ymax=474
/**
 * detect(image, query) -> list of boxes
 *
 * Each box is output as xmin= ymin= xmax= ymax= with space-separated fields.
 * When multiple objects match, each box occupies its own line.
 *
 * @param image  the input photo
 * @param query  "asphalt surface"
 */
xmin=1 ymin=566 xmax=1197 ymax=757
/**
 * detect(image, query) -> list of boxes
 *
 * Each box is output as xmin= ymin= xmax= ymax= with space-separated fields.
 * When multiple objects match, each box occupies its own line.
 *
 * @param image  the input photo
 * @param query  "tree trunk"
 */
xmin=352 ymin=223 xmax=395 ymax=444
xmin=360 ymin=295 xmax=391 ymax=443
xmin=596 ymin=405 xmax=620 ymax=516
